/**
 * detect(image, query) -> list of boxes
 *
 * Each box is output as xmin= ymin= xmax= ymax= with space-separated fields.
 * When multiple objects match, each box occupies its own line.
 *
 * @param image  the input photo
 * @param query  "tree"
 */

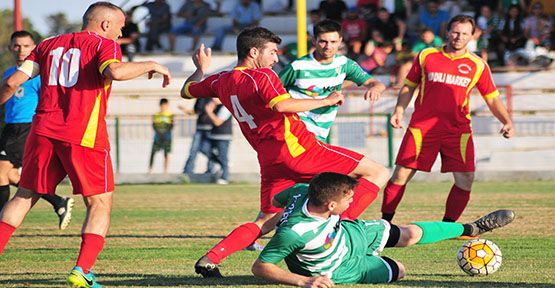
xmin=46 ymin=12 xmax=80 ymax=36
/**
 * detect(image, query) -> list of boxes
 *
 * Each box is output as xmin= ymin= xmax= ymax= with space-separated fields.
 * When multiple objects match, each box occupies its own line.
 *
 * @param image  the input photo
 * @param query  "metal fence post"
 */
xmin=115 ymin=116 xmax=120 ymax=174
xmin=386 ymin=113 xmax=393 ymax=168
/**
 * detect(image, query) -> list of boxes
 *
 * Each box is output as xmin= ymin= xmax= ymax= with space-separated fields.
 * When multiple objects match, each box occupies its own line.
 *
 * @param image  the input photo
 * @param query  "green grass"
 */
xmin=0 ymin=181 xmax=554 ymax=287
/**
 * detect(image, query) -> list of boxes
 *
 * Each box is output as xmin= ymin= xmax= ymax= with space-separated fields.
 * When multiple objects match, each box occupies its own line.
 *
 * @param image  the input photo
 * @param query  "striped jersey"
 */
xmin=183 ymin=67 xmax=319 ymax=165
xmin=20 ymin=31 xmax=122 ymax=149
xmin=404 ymin=47 xmax=499 ymax=132
xmin=279 ymin=53 xmax=372 ymax=142
xmin=260 ymin=184 xmax=375 ymax=283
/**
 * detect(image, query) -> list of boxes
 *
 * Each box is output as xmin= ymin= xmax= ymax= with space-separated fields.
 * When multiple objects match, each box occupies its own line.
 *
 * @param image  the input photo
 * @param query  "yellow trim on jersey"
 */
xmin=18 ymin=60 xmax=40 ymax=78
xmin=460 ymin=133 xmax=471 ymax=164
xmin=283 ymin=115 xmax=306 ymax=158
xmin=269 ymin=94 xmax=291 ymax=109
xmin=417 ymin=48 xmax=439 ymax=105
xmin=440 ymin=47 xmax=470 ymax=60
xmin=234 ymin=66 xmax=248 ymax=71
xmin=466 ymin=55 xmax=485 ymax=96
xmin=99 ymin=59 xmax=120 ymax=75
xmin=403 ymin=78 xmax=418 ymax=87
xmin=81 ymin=92 xmax=102 ymax=148
xmin=409 ymin=127 xmax=422 ymax=160
xmin=483 ymin=90 xmax=500 ymax=101
xmin=182 ymin=81 xmax=196 ymax=99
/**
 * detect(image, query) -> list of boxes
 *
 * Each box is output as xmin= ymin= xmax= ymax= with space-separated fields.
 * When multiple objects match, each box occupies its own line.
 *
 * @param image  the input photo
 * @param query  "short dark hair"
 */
xmin=83 ymin=1 xmax=125 ymax=26
xmin=10 ymin=30 xmax=35 ymax=43
xmin=308 ymin=172 xmax=358 ymax=207
xmin=236 ymin=27 xmax=281 ymax=60
xmin=160 ymin=98 xmax=169 ymax=105
xmin=447 ymin=14 xmax=476 ymax=34
xmin=313 ymin=19 xmax=342 ymax=38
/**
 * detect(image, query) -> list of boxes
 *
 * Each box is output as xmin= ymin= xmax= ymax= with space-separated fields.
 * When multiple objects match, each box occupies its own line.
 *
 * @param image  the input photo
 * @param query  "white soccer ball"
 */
xmin=457 ymin=239 xmax=502 ymax=276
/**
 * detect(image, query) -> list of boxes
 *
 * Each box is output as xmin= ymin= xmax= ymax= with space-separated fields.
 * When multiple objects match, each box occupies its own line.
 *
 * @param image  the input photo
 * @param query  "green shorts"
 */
xmin=335 ymin=219 xmax=393 ymax=284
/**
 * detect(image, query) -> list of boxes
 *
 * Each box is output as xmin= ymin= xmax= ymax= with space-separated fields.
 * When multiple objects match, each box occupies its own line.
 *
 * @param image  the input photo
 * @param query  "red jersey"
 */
xmin=341 ymin=19 xmax=367 ymax=41
xmin=404 ymin=47 xmax=499 ymax=132
xmin=22 ymin=31 xmax=122 ymax=149
xmin=184 ymin=67 xmax=318 ymax=165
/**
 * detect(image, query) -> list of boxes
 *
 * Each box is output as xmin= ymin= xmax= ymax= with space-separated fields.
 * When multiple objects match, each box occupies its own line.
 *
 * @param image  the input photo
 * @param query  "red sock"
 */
xmin=443 ymin=184 xmax=471 ymax=222
xmin=341 ymin=178 xmax=380 ymax=220
xmin=0 ymin=221 xmax=16 ymax=255
xmin=76 ymin=233 xmax=105 ymax=274
xmin=381 ymin=181 xmax=406 ymax=214
xmin=206 ymin=222 xmax=261 ymax=264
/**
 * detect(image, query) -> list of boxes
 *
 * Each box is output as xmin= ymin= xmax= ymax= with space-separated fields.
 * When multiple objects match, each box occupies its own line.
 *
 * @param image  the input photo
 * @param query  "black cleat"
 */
xmin=195 ymin=255 xmax=223 ymax=278
xmin=466 ymin=209 xmax=515 ymax=237
xmin=57 ymin=197 xmax=74 ymax=230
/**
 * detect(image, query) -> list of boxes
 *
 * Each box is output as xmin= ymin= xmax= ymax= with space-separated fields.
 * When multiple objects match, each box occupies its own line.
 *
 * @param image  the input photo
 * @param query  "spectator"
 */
xmin=467 ymin=26 xmax=489 ymax=61
xmin=476 ymin=4 xmax=502 ymax=61
xmin=498 ymin=0 xmax=527 ymax=14
xmin=117 ymin=9 xmax=141 ymax=61
xmin=411 ymin=27 xmax=443 ymax=54
xmin=357 ymin=0 xmax=380 ymax=21
xmin=149 ymin=98 xmax=174 ymax=174
xmin=182 ymin=98 xmax=214 ymax=181
xmin=203 ymin=99 xmax=233 ymax=185
xmin=143 ymin=0 xmax=172 ymax=52
xmin=169 ymin=0 xmax=212 ymax=52
xmin=367 ymin=8 xmax=406 ymax=51
xmin=359 ymin=41 xmax=395 ymax=73
xmin=418 ymin=0 xmax=450 ymax=38
xmin=307 ymin=9 xmax=322 ymax=39
xmin=342 ymin=7 xmax=368 ymax=56
xmin=523 ymin=2 xmax=553 ymax=51
xmin=319 ymin=0 xmax=347 ymax=22
xmin=498 ymin=4 xmax=526 ymax=66
xmin=382 ymin=0 xmax=411 ymax=20
xmin=211 ymin=0 xmax=262 ymax=51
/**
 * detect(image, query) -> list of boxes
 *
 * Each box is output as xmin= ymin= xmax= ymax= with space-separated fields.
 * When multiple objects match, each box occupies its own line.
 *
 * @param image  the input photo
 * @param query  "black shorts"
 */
xmin=0 ymin=123 xmax=32 ymax=167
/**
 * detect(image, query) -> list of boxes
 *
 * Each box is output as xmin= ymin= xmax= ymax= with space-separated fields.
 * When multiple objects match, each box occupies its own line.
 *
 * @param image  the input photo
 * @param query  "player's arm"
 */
xmin=272 ymin=91 xmax=344 ymax=113
xmin=390 ymin=84 xmax=417 ymax=128
xmin=205 ymin=102 xmax=232 ymax=127
xmin=252 ymin=259 xmax=334 ymax=288
xmin=181 ymin=44 xmax=212 ymax=99
xmin=485 ymin=96 xmax=514 ymax=138
xmin=0 ymin=70 xmax=31 ymax=105
xmin=361 ymin=77 xmax=386 ymax=102
xmin=103 ymin=61 xmax=170 ymax=87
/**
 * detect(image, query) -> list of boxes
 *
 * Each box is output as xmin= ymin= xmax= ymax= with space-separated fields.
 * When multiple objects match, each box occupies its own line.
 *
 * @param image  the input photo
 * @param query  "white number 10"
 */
xmin=48 ymin=47 xmax=81 ymax=87
xmin=230 ymin=95 xmax=257 ymax=129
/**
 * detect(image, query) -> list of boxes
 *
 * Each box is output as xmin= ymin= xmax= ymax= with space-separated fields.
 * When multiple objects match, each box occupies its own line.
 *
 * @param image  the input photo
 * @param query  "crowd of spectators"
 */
xmin=124 ymin=0 xmax=553 ymax=71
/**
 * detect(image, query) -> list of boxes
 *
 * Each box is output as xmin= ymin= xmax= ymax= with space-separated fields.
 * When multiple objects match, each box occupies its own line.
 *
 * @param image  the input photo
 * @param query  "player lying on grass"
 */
xmin=252 ymin=172 xmax=515 ymax=287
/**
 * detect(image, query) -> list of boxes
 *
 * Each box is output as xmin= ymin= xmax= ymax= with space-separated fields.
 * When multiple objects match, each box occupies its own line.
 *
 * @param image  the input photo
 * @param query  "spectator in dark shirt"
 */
xmin=169 ymin=0 xmax=212 ymax=52
xmin=367 ymin=8 xmax=406 ymax=51
xmin=143 ymin=0 xmax=172 ymax=52
xmin=498 ymin=4 xmax=526 ymax=66
xmin=117 ymin=10 xmax=141 ymax=61
xmin=211 ymin=0 xmax=262 ymax=51
xmin=319 ymin=0 xmax=347 ymax=22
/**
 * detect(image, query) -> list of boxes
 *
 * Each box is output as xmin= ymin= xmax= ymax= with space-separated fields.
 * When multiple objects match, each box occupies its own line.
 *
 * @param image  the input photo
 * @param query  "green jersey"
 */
xmin=279 ymin=54 xmax=372 ymax=142
xmin=260 ymin=184 xmax=391 ymax=284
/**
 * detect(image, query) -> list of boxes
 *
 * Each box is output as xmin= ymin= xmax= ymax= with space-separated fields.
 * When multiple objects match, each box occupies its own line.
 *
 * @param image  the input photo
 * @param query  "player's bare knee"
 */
xmin=382 ymin=256 xmax=405 ymax=282
xmin=396 ymin=261 xmax=406 ymax=280
xmin=397 ymin=225 xmax=422 ymax=247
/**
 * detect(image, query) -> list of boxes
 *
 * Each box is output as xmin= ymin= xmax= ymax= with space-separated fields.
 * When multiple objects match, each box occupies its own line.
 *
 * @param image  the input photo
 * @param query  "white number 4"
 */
xmin=230 ymin=95 xmax=257 ymax=129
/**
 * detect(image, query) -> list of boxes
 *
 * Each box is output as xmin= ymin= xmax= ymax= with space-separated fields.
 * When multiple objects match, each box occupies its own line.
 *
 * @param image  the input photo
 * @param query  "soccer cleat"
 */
xmin=244 ymin=239 xmax=264 ymax=251
xmin=466 ymin=209 xmax=515 ymax=237
xmin=57 ymin=197 xmax=75 ymax=230
xmin=67 ymin=266 xmax=102 ymax=288
xmin=195 ymin=255 xmax=223 ymax=278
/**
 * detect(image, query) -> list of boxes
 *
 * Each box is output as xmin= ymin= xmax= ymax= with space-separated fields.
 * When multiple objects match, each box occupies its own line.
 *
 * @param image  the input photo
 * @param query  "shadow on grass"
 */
xmin=1 ymin=273 xmax=554 ymax=287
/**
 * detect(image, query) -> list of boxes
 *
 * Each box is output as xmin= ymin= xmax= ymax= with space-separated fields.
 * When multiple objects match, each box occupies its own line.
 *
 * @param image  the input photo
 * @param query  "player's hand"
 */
xmin=325 ymin=91 xmax=344 ymax=106
xmin=205 ymin=101 xmax=216 ymax=112
xmin=500 ymin=123 xmax=514 ymax=138
xmin=364 ymin=87 xmax=382 ymax=102
xmin=390 ymin=111 xmax=404 ymax=128
xmin=193 ymin=43 xmax=212 ymax=73
xmin=302 ymin=275 xmax=334 ymax=288
xmin=148 ymin=63 xmax=171 ymax=88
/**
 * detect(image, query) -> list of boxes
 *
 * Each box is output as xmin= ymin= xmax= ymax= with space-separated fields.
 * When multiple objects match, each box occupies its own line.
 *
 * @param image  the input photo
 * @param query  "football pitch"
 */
xmin=0 ymin=181 xmax=554 ymax=287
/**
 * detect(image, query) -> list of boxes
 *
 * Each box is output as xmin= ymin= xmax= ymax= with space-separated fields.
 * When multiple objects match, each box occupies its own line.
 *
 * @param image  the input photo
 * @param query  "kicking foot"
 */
xmin=466 ymin=209 xmax=515 ymax=237
xmin=57 ymin=197 xmax=74 ymax=230
xmin=195 ymin=255 xmax=223 ymax=278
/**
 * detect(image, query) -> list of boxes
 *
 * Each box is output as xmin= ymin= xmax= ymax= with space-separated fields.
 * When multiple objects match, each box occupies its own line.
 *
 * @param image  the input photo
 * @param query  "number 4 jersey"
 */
xmin=18 ymin=31 xmax=122 ymax=150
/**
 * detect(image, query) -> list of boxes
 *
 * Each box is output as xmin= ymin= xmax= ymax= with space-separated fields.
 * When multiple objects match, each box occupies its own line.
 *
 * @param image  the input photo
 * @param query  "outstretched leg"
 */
xmin=0 ymin=187 xmax=42 ymax=254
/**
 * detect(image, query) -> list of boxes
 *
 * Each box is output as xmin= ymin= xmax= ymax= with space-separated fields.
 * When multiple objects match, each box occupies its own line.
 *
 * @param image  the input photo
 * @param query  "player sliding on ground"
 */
xmin=181 ymin=27 xmax=389 ymax=278
xmin=252 ymin=172 xmax=515 ymax=287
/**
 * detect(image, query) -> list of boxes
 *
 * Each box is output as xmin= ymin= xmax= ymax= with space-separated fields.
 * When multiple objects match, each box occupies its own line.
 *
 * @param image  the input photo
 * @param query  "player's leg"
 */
xmin=443 ymin=172 xmax=474 ymax=222
xmin=359 ymin=255 xmax=405 ymax=283
xmin=41 ymin=193 xmax=75 ymax=230
xmin=381 ymin=165 xmax=416 ymax=222
xmin=0 ymin=187 xmax=42 ymax=254
xmin=0 ymin=160 xmax=14 ymax=209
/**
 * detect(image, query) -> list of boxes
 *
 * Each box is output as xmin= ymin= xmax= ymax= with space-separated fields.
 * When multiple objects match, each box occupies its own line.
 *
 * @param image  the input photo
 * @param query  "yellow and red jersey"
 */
xmin=404 ymin=47 xmax=499 ymax=133
xmin=21 ymin=31 xmax=121 ymax=150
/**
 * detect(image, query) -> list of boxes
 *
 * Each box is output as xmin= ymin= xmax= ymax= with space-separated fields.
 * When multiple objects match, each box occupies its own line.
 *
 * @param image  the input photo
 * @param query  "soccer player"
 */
xmin=181 ymin=27 xmax=390 ymax=277
xmin=381 ymin=15 xmax=514 ymax=224
xmin=252 ymin=172 xmax=515 ymax=286
xmin=279 ymin=19 xmax=386 ymax=143
xmin=0 ymin=2 xmax=171 ymax=287
xmin=149 ymin=98 xmax=174 ymax=174
xmin=0 ymin=31 xmax=74 ymax=230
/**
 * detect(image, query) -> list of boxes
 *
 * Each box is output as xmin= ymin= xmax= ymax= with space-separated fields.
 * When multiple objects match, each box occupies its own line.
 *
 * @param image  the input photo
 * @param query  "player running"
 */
xmin=0 ymin=2 xmax=171 ymax=287
xmin=381 ymin=15 xmax=514 ymax=224
xmin=0 ymin=30 xmax=74 ymax=230
xmin=252 ymin=172 xmax=515 ymax=286
xmin=181 ymin=27 xmax=389 ymax=277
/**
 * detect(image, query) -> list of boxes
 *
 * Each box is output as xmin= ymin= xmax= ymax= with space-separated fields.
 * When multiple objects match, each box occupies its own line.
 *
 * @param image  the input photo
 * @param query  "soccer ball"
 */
xmin=457 ymin=239 xmax=502 ymax=276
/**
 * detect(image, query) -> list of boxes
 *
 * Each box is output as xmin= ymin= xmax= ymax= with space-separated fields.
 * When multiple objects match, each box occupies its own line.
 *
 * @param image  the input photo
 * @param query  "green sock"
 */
xmin=412 ymin=222 xmax=464 ymax=244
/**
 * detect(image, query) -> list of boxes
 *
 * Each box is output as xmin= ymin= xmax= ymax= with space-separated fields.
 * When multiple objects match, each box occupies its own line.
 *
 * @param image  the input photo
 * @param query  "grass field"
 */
xmin=0 ymin=181 xmax=554 ymax=287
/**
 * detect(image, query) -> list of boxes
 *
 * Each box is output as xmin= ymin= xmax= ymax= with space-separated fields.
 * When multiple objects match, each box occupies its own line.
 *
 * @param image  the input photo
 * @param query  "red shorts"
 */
xmin=20 ymin=133 xmax=114 ymax=196
xmin=395 ymin=128 xmax=475 ymax=173
xmin=260 ymin=141 xmax=363 ymax=213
